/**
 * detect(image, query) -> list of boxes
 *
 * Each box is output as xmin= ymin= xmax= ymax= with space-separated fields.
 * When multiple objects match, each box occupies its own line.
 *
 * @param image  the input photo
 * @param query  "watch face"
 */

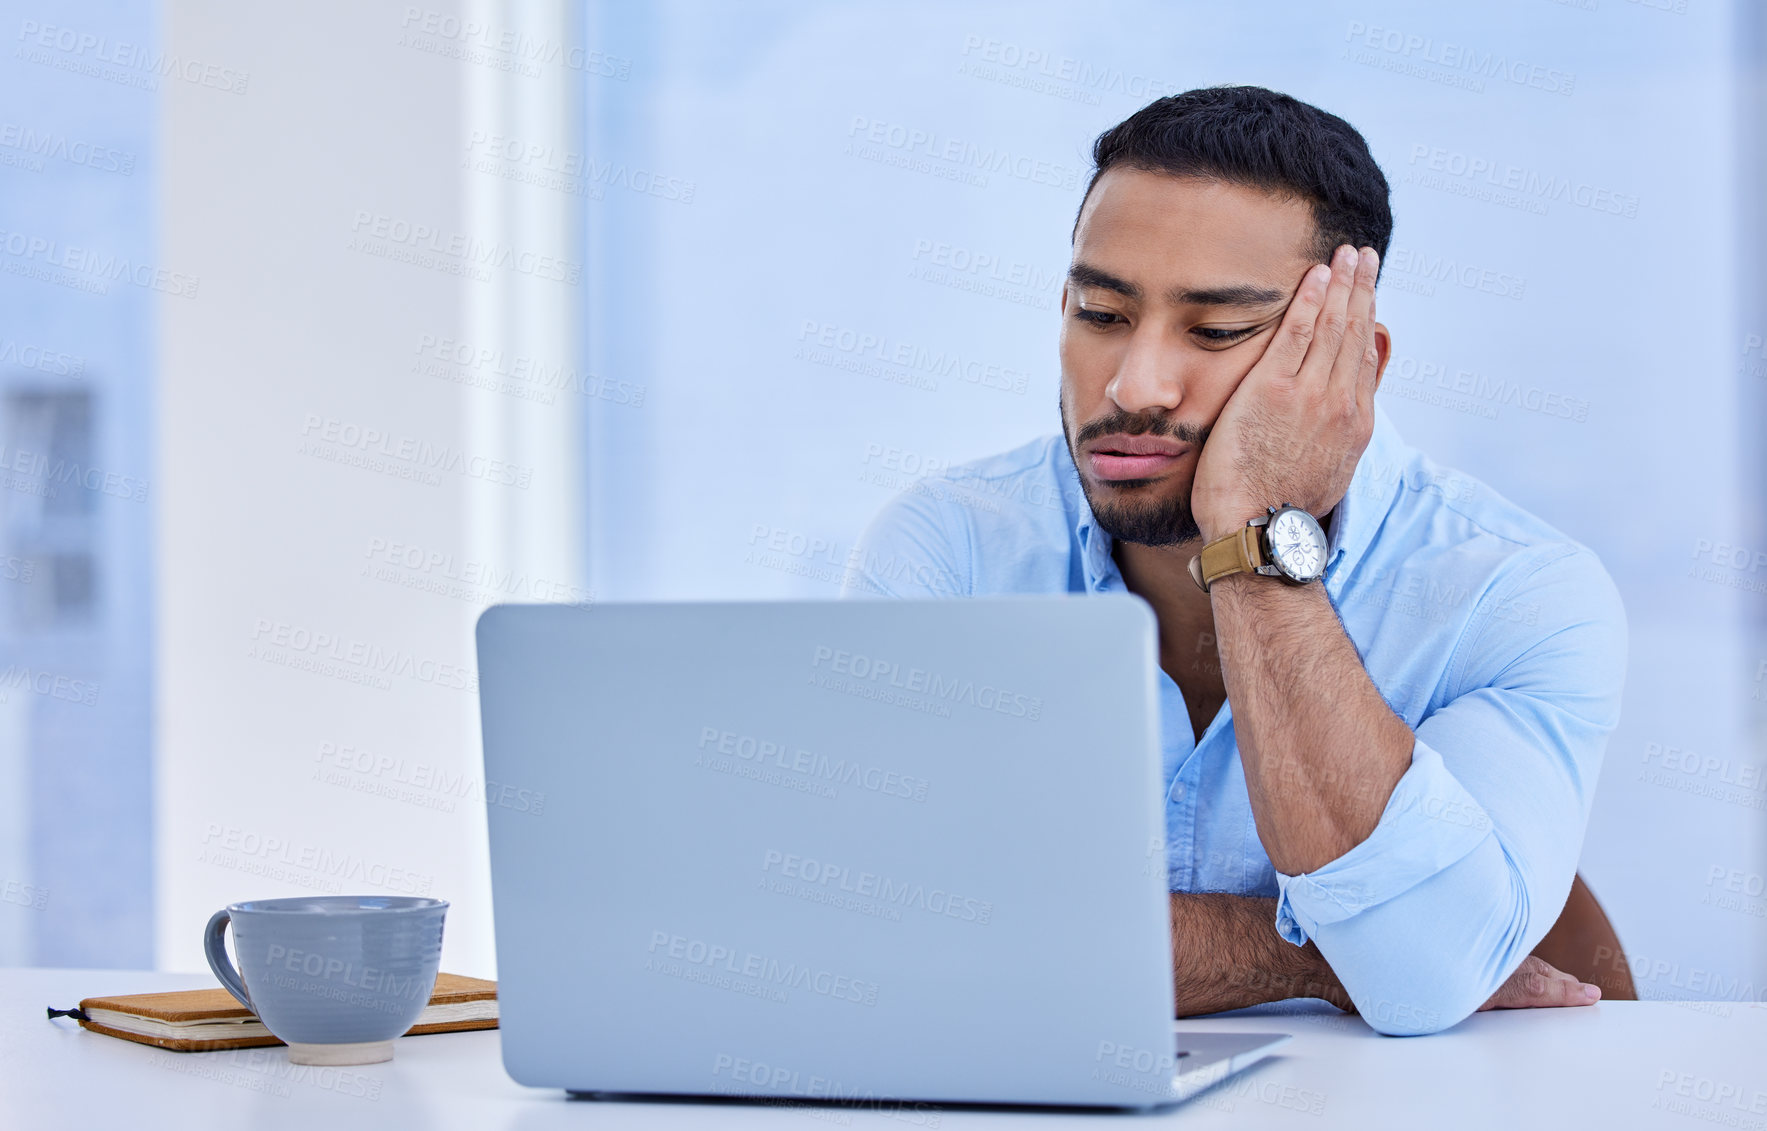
xmin=1267 ymin=507 xmax=1328 ymax=582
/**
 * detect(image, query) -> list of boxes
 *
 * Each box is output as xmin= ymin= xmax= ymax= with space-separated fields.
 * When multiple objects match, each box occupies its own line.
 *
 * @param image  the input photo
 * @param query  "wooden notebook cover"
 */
xmin=75 ymin=972 xmax=497 ymax=1053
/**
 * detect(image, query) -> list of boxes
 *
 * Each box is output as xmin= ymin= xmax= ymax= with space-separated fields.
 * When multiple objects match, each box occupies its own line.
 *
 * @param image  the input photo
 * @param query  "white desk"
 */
xmin=5 ymin=968 xmax=1762 ymax=1128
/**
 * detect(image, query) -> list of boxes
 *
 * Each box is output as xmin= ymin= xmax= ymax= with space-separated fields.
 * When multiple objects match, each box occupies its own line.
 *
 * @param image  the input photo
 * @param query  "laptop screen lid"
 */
xmin=478 ymin=595 xmax=1178 ymax=1106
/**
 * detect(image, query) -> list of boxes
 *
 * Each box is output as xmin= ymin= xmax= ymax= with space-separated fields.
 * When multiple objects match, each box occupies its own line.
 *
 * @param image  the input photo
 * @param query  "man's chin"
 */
xmin=1080 ymin=482 xmax=1203 ymax=548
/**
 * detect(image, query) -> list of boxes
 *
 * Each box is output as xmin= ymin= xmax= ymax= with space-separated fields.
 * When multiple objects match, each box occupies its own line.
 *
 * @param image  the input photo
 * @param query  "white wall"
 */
xmin=155 ymin=0 xmax=582 ymax=976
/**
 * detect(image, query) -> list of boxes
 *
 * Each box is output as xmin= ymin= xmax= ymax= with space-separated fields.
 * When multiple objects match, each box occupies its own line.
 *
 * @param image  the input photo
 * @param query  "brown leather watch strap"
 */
xmin=1188 ymin=523 xmax=1267 ymax=592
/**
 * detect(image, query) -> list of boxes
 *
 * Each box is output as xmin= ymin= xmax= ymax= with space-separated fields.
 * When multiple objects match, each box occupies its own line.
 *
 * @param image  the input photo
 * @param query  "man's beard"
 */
xmin=1061 ymin=400 xmax=1210 ymax=548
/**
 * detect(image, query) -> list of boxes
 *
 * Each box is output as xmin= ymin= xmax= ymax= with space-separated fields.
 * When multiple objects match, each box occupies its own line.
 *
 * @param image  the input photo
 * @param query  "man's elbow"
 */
xmin=1310 ymin=841 xmax=1550 ymax=1035
xmin=1350 ymin=984 xmax=1478 ymax=1037
xmin=1326 ymin=924 xmax=1515 ymax=1036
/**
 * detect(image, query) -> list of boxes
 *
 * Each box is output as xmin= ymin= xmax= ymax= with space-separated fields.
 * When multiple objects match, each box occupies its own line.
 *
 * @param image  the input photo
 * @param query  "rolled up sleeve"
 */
xmin=1273 ymin=544 xmax=1628 ymax=1035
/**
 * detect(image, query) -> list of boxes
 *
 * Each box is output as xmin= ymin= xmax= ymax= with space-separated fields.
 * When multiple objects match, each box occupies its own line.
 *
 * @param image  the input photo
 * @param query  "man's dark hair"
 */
xmin=1076 ymin=85 xmax=1392 ymax=277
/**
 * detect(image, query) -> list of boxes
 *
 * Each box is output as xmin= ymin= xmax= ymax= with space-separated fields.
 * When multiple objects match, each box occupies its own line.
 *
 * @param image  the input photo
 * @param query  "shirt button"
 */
xmin=1172 ymin=784 xmax=1186 ymax=801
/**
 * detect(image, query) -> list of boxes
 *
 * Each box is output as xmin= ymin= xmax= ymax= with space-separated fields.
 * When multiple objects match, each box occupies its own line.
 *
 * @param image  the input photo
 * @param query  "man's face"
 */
xmin=1059 ymin=168 xmax=1322 ymax=547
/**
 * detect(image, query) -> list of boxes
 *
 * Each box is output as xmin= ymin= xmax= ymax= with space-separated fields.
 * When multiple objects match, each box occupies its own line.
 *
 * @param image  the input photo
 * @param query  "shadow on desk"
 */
xmin=552 ymin=1052 xmax=1301 ymax=1118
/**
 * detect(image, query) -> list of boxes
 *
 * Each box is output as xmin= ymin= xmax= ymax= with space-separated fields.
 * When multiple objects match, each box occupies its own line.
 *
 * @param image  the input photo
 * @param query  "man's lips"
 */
xmin=1085 ymin=433 xmax=1191 ymax=482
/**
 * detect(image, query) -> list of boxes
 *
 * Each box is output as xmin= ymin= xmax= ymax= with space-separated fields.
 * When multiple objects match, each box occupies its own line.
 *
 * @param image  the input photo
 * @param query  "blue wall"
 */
xmin=580 ymin=0 xmax=1764 ymax=999
xmin=0 ymin=0 xmax=157 ymax=966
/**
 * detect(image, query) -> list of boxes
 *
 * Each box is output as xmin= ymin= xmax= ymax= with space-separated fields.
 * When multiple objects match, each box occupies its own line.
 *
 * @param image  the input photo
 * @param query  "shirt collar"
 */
xmin=1065 ymin=403 xmax=1406 ymax=594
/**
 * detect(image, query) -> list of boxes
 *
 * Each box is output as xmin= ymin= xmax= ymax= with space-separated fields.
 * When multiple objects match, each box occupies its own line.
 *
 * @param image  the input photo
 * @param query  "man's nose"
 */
xmin=1105 ymin=326 xmax=1191 ymax=414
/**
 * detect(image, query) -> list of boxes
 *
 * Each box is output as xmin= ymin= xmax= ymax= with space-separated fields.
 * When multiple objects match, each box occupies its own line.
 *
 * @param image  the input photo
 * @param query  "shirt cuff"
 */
xmin=1272 ymin=736 xmax=1493 ymax=945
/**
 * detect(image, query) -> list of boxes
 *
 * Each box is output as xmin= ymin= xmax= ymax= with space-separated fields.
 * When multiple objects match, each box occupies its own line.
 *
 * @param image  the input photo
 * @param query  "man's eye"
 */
xmin=1193 ymin=325 xmax=1259 ymax=344
xmin=1074 ymin=309 xmax=1121 ymax=327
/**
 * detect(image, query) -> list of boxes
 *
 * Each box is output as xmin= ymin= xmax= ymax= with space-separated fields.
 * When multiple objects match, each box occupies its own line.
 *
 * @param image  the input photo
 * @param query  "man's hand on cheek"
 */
xmin=1190 ymin=244 xmax=1381 ymax=543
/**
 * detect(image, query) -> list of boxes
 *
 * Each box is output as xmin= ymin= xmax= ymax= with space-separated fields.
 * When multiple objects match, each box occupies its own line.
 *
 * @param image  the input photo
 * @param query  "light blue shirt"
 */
xmin=839 ymin=405 xmax=1627 ymax=1035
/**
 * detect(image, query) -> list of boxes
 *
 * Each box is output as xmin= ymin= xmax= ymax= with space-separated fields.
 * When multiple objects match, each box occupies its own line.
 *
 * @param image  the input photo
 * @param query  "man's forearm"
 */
xmin=1170 ymin=892 xmax=1351 ymax=1016
xmin=1208 ymin=571 xmax=1415 ymax=874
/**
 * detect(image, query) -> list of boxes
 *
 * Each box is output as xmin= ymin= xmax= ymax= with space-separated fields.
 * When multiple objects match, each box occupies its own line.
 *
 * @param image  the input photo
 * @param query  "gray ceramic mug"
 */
xmin=204 ymin=895 xmax=448 ymax=1065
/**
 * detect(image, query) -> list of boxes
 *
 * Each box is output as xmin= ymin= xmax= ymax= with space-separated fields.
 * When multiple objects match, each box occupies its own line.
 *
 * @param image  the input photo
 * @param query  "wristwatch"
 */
xmin=1188 ymin=504 xmax=1330 ymax=592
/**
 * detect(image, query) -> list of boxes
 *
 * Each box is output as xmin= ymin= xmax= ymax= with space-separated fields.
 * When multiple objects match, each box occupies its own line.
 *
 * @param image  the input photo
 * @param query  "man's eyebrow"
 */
xmin=1066 ymin=263 xmax=1141 ymax=300
xmin=1067 ymin=261 xmax=1288 ymax=309
xmin=1173 ymin=282 xmax=1288 ymax=308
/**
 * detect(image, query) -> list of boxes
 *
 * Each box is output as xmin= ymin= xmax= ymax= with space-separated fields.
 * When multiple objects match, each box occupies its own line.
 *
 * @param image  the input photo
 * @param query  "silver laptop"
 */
xmin=476 ymin=595 xmax=1288 ymax=1109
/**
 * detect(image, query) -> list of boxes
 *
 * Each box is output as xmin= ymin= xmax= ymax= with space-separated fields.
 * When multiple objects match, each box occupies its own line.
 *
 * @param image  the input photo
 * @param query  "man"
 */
xmin=840 ymin=86 xmax=1626 ymax=1036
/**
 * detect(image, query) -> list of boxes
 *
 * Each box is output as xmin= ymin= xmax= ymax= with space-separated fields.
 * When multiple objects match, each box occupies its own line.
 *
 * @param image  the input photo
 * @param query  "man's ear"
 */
xmin=1372 ymin=322 xmax=1392 ymax=392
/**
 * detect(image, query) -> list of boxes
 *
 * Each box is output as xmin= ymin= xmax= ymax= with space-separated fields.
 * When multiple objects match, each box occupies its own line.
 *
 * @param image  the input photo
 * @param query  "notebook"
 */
xmin=56 ymin=972 xmax=498 ymax=1053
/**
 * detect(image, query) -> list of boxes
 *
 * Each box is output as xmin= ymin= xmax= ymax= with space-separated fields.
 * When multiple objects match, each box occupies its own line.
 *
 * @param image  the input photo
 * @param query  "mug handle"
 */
xmin=203 ymin=909 xmax=253 ymax=1010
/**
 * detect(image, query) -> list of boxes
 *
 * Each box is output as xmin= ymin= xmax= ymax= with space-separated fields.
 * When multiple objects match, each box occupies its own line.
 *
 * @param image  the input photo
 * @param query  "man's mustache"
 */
xmin=1073 ymin=411 xmax=1210 ymax=450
